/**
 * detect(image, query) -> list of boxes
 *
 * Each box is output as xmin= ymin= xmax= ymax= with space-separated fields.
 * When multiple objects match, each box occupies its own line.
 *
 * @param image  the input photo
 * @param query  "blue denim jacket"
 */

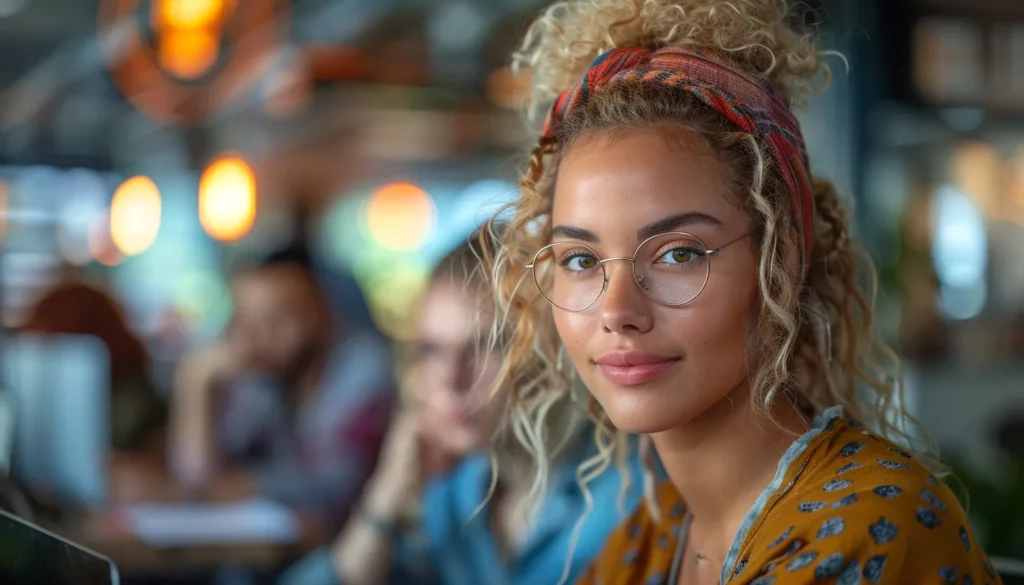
xmin=278 ymin=446 xmax=641 ymax=585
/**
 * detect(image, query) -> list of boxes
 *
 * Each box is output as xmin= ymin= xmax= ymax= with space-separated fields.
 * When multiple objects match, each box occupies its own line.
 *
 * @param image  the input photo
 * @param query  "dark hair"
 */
xmin=21 ymin=281 xmax=147 ymax=384
xmin=260 ymin=242 xmax=314 ymax=273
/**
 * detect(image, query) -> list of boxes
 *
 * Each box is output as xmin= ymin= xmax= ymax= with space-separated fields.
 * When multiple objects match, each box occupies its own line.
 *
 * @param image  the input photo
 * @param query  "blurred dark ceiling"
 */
xmin=0 ymin=0 xmax=545 ymax=169
xmin=0 ymin=0 xmax=100 ymax=85
xmin=0 ymin=0 xmax=1020 ymax=171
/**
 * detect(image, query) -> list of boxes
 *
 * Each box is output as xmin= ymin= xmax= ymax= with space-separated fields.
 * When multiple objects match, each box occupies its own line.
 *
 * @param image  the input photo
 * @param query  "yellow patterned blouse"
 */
xmin=576 ymin=408 xmax=1004 ymax=585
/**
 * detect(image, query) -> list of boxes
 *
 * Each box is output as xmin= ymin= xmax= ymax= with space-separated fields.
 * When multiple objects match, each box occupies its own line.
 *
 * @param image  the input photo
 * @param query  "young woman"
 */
xmin=483 ymin=1 xmax=1005 ymax=584
xmin=278 ymin=237 xmax=639 ymax=585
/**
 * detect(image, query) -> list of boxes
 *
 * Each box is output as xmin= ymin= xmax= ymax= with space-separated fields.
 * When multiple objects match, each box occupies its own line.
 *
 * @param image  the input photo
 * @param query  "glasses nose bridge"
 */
xmin=598 ymin=255 xmax=638 ymax=293
xmin=599 ymin=255 xmax=636 ymax=267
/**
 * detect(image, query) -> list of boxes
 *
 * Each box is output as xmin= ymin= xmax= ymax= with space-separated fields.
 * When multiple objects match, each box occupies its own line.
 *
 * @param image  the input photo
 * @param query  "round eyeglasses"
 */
xmin=526 ymin=231 xmax=751 ymax=312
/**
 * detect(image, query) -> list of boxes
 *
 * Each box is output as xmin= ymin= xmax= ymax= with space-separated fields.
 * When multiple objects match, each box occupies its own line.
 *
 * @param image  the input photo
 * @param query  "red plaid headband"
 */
xmin=542 ymin=46 xmax=815 ymax=270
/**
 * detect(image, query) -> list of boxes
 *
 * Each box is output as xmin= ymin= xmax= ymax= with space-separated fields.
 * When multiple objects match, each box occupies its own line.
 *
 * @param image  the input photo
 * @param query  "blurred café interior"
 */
xmin=0 ymin=0 xmax=1021 ymax=583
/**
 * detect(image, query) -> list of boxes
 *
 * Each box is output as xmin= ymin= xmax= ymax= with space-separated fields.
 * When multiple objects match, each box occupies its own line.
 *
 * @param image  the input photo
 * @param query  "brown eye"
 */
xmin=670 ymin=249 xmax=694 ymax=263
xmin=558 ymin=253 xmax=598 ymax=272
xmin=658 ymin=247 xmax=697 ymax=264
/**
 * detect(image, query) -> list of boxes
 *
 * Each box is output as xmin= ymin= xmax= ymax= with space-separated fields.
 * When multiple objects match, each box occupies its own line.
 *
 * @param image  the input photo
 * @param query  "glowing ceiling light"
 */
xmin=199 ymin=154 xmax=258 ymax=242
xmin=159 ymin=28 xmax=220 ymax=79
xmin=157 ymin=0 xmax=225 ymax=30
xmin=110 ymin=175 xmax=162 ymax=256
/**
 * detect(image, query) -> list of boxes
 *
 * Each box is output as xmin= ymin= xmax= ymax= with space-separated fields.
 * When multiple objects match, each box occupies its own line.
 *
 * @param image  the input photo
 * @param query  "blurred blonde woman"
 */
xmin=482 ymin=1 xmax=1004 ymax=584
xmin=279 ymin=235 xmax=640 ymax=585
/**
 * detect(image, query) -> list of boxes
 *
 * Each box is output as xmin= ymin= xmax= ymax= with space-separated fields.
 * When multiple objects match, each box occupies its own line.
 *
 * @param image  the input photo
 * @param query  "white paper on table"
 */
xmin=121 ymin=499 xmax=301 ymax=548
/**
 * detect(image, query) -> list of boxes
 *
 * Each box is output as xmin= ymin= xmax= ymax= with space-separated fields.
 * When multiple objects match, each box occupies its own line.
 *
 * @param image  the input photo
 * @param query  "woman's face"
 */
xmin=409 ymin=281 xmax=503 ymax=456
xmin=550 ymin=129 xmax=760 ymax=434
xmin=229 ymin=265 xmax=325 ymax=375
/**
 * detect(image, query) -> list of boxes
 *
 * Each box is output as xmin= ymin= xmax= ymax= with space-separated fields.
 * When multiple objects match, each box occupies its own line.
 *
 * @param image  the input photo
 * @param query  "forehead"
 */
xmin=231 ymin=266 xmax=314 ymax=305
xmin=417 ymin=282 xmax=489 ymax=342
xmin=552 ymin=129 xmax=744 ymax=239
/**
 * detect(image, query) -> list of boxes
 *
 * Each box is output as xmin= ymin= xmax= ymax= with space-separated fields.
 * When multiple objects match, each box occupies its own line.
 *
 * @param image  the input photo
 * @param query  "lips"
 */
xmin=593 ymin=350 xmax=681 ymax=386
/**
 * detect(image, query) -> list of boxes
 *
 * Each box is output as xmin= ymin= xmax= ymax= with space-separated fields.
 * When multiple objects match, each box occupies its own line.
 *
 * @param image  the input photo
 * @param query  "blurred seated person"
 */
xmin=168 ymin=244 xmax=393 ymax=528
xmin=278 ymin=236 xmax=639 ymax=585
xmin=20 ymin=278 xmax=166 ymax=454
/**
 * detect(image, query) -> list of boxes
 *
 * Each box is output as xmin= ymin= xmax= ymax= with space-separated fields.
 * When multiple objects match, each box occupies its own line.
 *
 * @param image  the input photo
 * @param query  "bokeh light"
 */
xmin=159 ymin=28 xmax=220 ymax=79
xmin=366 ymin=182 xmax=436 ymax=251
xmin=457 ymin=179 xmax=517 ymax=227
xmin=57 ymin=170 xmax=110 ymax=266
xmin=0 ymin=179 xmax=8 ymax=239
xmin=931 ymin=185 xmax=988 ymax=320
xmin=110 ymin=175 xmax=162 ymax=256
xmin=363 ymin=266 xmax=431 ymax=340
xmin=1010 ymin=147 xmax=1024 ymax=223
xmin=199 ymin=154 xmax=257 ymax=242
xmin=952 ymin=140 xmax=1001 ymax=218
xmin=486 ymin=66 xmax=532 ymax=110
xmin=157 ymin=0 xmax=225 ymax=30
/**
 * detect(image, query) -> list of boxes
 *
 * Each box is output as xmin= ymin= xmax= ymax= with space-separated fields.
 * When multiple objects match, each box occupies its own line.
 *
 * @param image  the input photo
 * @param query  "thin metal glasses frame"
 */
xmin=526 ymin=231 xmax=751 ymax=312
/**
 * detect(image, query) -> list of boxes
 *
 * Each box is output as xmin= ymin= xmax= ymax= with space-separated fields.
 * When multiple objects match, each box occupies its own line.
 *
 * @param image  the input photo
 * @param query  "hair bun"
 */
xmin=515 ymin=0 xmax=834 ymax=122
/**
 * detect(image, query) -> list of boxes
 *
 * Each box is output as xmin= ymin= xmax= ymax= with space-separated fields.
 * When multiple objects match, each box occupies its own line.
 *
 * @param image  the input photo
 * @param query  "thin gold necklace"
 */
xmin=694 ymin=550 xmax=721 ymax=565
xmin=669 ymin=513 xmax=724 ymax=584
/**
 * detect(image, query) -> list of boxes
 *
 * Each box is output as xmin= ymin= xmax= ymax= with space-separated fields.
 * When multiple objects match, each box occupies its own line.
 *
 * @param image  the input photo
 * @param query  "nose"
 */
xmin=599 ymin=260 xmax=653 ymax=334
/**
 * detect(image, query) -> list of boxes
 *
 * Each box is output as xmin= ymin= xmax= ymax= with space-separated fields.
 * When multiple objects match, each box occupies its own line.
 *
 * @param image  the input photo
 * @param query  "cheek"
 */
xmin=418 ymin=388 xmax=458 ymax=433
xmin=678 ymin=272 xmax=760 ymax=361
xmin=552 ymin=309 xmax=594 ymax=360
xmin=674 ymin=303 xmax=750 ymax=358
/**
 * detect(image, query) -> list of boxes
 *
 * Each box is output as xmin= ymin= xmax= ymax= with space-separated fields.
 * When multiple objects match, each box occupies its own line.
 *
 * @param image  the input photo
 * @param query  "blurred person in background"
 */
xmin=278 ymin=235 xmax=640 ymax=585
xmin=168 ymin=243 xmax=393 ymax=528
xmin=21 ymin=277 xmax=167 ymax=455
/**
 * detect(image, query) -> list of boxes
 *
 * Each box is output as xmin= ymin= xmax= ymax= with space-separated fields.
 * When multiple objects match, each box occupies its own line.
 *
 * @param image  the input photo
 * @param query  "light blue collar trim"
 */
xmin=719 ymin=405 xmax=844 ymax=582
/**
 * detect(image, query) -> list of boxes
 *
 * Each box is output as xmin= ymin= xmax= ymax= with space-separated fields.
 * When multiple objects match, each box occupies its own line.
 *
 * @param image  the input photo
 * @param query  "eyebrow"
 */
xmin=551 ymin=211 xmax=724 ymax=244
xmin=636 ymin=211 xmax=724 ymax=242
xmin=550 ymin=225 xmax=599 ymax=242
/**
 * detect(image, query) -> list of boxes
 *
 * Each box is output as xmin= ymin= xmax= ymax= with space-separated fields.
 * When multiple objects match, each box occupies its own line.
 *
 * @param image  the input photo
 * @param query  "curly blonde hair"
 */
xmin=481 ymin=0 xmax=937 ymax=515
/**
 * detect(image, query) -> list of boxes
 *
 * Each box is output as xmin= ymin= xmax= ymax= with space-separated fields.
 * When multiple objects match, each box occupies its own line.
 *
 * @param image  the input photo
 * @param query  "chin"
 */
xmin=603 ymin=402 xmax=688 ymax=434
xmin=583 ymin=370 xmax=719 ymax=435
xmin=586 ymin=382 xmax=688 ymax=434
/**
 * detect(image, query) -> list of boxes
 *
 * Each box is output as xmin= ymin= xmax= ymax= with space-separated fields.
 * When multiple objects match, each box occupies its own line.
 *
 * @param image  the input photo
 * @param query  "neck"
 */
xmin=650 ymin=383 xmax=810 ymax=542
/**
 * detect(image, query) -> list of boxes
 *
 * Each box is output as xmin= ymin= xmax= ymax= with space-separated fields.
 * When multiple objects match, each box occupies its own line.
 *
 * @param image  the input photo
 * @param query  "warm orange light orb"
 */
xmin=110 ymin=175 xmax=162 ymax=256
xmin=199 ymin=154 xmax=257 ymax=242
xmin=159 ymin=28 xmax=220 ymax=79
xmin=157 ymin=0 xmax=225 ymax=30
xmin=366 ymin=182 xmax=436 ymax=251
